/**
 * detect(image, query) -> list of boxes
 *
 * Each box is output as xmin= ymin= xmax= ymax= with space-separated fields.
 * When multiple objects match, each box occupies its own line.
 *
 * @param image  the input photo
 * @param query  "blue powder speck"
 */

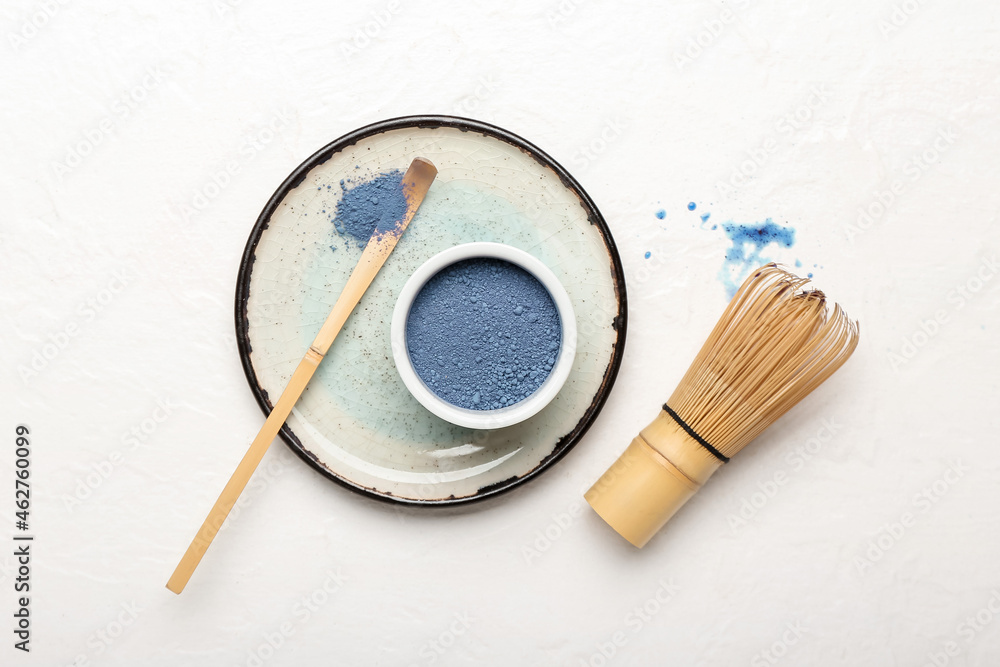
xmin=644 ymin=251 xmax=651 ymax=259
xmin=655 ymin=209 xmax=666 ymax=219
xmin=795 ymin=259 xmax=802 ymax=268
xmin=718 ymin=219 xmax=796 ymax=298
xmin=701 ymin=213 xmax=711 ymax=223
xmin=406 ymin=258 xmax=561 ymax=411
xmin=808 ymin=272 xmax=814 ymax=278
xmin=688 ymin=202 xmax=697 ymax=211
xmin=331 ymin=170 xmax=409 ymax=247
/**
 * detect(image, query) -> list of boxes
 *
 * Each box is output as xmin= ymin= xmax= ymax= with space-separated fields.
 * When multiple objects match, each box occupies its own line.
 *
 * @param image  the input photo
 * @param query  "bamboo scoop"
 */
xmin=167 ymin=157 xmax=438 ymax=594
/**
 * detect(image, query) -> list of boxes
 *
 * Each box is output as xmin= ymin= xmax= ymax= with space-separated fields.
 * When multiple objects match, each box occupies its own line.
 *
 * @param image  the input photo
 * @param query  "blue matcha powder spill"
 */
xmin=719 ymin=219 xmax=795 ymax=298
xmin=331 ymin=170 xmax=409 ymax=246
xmin=406 ymin=258 xmax=562 ymax=411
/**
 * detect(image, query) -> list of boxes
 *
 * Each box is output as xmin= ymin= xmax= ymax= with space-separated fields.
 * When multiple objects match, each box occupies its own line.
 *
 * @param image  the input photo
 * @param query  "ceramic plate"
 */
xmin=236 ymin=116 xmax=627 ymax=504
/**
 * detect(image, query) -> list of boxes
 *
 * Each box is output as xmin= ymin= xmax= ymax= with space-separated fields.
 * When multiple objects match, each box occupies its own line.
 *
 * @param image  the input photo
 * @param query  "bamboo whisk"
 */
xmin=585 ymin=264 xmax=859 ymax=547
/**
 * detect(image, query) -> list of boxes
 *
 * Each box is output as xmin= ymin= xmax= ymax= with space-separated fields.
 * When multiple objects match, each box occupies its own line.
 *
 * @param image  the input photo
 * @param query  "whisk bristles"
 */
xmin=667 ymin=263 xmax=859 ymax=459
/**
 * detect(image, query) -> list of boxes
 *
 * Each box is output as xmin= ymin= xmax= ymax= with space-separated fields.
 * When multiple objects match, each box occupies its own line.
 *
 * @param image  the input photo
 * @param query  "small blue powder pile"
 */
xmin=331 ymin=170 xmax=409 ymax=246
xmin=406 ymin=258 xmax=562 ymax=411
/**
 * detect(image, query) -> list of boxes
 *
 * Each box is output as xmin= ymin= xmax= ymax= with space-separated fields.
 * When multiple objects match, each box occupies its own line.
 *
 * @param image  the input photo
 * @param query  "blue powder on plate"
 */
xmin=655 ymin=209 xmax=666 ymax=219
xmin=687 ymin=202 xmax=697 ymax=211
xmin=405 ymin=258 xmax=562 ymax=411
xmin=331 ymin=170 xmax=409 ymax=247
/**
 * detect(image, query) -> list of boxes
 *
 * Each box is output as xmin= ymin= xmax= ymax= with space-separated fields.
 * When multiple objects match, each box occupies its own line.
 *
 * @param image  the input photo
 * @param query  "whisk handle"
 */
xmin=585 ymin=410 xmax=724 ymax=547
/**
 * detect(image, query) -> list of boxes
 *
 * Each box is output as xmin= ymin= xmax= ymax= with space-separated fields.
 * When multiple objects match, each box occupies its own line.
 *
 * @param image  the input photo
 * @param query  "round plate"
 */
xmin=236 ymin=115 xmax=627 ymax=504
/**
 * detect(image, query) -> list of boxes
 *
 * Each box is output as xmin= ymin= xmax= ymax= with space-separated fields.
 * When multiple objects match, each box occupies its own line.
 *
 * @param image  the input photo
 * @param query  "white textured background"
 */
xmin=2 ymin=1 xmax=999 ymax=666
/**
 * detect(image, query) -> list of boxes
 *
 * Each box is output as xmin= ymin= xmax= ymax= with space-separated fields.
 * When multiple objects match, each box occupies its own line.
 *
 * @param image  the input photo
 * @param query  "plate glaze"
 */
xmin=236 ymin=116 xmax=627 ymax=504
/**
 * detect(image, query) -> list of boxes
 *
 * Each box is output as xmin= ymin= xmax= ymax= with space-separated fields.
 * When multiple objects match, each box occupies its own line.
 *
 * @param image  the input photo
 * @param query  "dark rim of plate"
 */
xmin=234 ymin=114 xmax=628 ymax=506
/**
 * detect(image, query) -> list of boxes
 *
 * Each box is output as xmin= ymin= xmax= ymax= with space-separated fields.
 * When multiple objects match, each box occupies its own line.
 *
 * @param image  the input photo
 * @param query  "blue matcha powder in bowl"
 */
xmin=405 ymin=258 xmax=562 ymax=411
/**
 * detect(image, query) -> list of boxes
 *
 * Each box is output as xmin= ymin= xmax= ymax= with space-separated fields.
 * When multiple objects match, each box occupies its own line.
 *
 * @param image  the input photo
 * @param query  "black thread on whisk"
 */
xmin=662 ymin=404 xmax=730 ymax=463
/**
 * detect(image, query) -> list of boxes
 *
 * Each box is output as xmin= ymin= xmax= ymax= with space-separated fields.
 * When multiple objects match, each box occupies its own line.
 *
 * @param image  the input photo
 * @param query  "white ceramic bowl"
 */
xmin=391 ymin=242 xmax=577 ymax=429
